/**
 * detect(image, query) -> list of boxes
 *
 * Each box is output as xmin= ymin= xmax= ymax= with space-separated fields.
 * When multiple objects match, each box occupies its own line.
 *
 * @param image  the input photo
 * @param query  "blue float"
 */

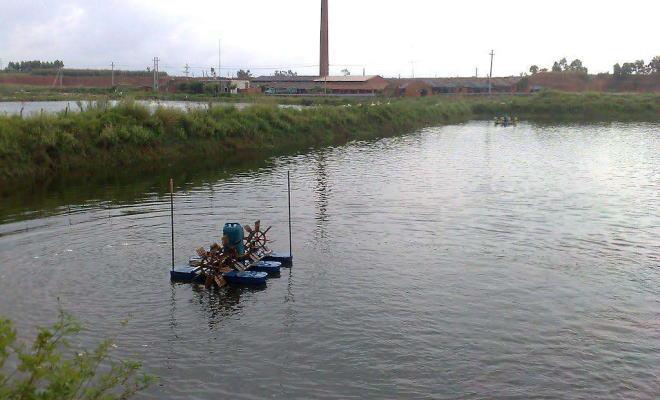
xmin=248 ymin=260 xmax=282 ymax=276
xmin=170 ymin=265 xmax=201 ymax=283
xmin=263 ymin=252 xmax=293 ymax=267
xmin=223 ymin=270 xmax=268 ymax=286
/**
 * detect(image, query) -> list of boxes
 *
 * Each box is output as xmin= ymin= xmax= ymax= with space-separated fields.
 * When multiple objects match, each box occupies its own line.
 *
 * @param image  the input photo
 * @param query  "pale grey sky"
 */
xmin=1 ymin=0 xmax=658 ymax=77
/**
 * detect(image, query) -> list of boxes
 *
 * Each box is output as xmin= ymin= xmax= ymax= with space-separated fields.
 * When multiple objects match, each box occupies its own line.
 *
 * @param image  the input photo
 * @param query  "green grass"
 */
xmin=0 ymin=99 xmax=472 ymax=187
xmin=467 ymin=91 xmax=660 ymax=121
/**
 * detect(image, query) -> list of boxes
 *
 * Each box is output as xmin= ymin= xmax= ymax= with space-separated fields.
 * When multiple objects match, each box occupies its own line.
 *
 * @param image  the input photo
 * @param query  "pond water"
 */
xmin=0 ymin=100 xmax=302 ymax=116
xmin=0 ymin=121 xmax=658 ymax=399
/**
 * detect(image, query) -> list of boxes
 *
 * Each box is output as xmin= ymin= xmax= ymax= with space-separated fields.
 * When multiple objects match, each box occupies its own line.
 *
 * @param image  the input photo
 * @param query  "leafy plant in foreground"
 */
xmin=0 ymin=310 xmax=154 ymax=399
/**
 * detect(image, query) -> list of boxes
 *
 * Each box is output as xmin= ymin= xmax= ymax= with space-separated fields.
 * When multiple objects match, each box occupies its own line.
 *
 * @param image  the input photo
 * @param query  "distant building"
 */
xmin=222 ymin=79 xmax=250 ymax=94
xmin=252 ymin=76 xmax=320 ymax=95
xmin=317 ymin=76 xmax=389 ymax=95
xmin=166 ymin=77 xmax=251 ymax=94
xmin=389 ymin=77 xmax=523 ymax=95
xmin=252 ymin=75 xmax=389 ymax=96
xmin=396 ymin=80 xmax=434 ymax=97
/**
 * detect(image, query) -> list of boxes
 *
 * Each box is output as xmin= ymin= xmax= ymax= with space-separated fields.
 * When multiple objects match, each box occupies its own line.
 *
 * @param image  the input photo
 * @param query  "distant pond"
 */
xmin=0 ymin=100 xmax=303 ymax=116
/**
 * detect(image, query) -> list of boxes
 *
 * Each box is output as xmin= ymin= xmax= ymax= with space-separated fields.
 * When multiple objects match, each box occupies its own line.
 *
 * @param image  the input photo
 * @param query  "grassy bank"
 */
xmin=468 ymin=91 xmax=659 ymax=121
xmin=0 ymin=99 xmax=472 ymax=189
xmin=1 ymin=92 xmax=657 ymax=190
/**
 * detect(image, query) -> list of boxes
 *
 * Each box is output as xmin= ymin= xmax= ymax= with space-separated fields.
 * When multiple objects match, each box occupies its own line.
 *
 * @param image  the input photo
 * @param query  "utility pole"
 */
xmin=111 ymin=62 xmax=115 ymax=87
xmin=475 ymin=67 xmax=478 ymax=77
xmin=184 ymin=63 xmax=190 ymax=78
xmin=153 ymin=57 xmax=160 ymax=92
xmin=488 ymin=50 xmax=494 ymax=95
xmin=218 ymin=39 xmax=222 ymax=80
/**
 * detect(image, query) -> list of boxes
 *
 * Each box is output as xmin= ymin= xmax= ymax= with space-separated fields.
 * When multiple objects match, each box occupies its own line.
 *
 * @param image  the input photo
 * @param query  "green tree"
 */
xmin=4 ymin=60 xmax=64 ymax=72
xmin=633 ymin=60 xmax=647 ymax=74
xmin=558 ymin=58 xmax=568 ymax=71
xmin=274 ymin=70 xmax=298 ymax=77
xmin=0 ymin=311 xmax=153 ymax=399
xmin=613 ymin=63 xmax=622 ymax=77
xmin=529 ymin=65 xmax=539 ymax=74
xmin=568 ymin=59 xmax=588 ymax=73
xmin=551 ymin=62 xmax=562 ymax=72
xmin=649 ymin=56 xmax=660 ymax=73
xmin=621 ymin=62 xmax=635 ymax=76
xmin=236 ymin=69 xmax=253 ymax=79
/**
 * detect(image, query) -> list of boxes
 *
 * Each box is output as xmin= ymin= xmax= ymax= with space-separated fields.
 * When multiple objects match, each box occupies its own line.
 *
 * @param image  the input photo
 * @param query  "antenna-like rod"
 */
xmin=170 ymin=178 xmax=175 ymax=271
xmin=287 ymin=171 xmax=292 ymax=259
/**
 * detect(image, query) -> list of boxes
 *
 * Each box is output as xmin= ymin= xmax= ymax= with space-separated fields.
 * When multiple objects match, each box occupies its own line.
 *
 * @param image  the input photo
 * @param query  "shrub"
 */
xmin=0 ymin=311 xmax=153 ymax=399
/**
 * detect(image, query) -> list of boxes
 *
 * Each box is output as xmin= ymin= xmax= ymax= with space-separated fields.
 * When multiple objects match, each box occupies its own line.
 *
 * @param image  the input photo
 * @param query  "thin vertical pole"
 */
xmin=489 ymin=50 xmax=495 ymax=95
xmin=170 ymin=178 xmax=175 ymax=271
xmin=287 ymin=171 xmax=292 ymax=258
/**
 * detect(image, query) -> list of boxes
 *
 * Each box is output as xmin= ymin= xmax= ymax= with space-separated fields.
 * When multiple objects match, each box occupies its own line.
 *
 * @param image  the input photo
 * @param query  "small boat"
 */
xmin=494 ymin=116 xmax=518 ymax=126
xmin=222 ymin=270 xmax=268 ymax=286
xmin=248 ymin=260 xmax=282 ymax=276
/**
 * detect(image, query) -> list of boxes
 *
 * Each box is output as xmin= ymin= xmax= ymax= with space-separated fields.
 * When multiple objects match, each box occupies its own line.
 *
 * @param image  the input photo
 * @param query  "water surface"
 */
xmin=0 ymin=121 xmax=658 ymax=399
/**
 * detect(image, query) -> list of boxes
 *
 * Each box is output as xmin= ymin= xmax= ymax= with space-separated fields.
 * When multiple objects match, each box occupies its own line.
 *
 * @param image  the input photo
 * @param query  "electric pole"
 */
xmin=111 ymin=62 xmax=115 ymax=87
xmin=184 ymin=63 xmax=190 ymax=78
xmin=153 ymin=57 xmax=160 ymax=92
xmin=488 ymin=50 xmax=494 ymax=95
xmin=218 ymin=39 xmax=222 ymax=80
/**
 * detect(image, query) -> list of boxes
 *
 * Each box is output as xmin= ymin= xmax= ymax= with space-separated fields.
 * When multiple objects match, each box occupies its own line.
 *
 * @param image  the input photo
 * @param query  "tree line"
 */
xmin=613 ymin=57 xmax=659 ymax=77
xmin=529 ymin=58 xmax=588 ymax=75
xmin=528 ymin=56 xmax=659 ymax=76
xmin=3 ymin=60 xmax=64 ymax=72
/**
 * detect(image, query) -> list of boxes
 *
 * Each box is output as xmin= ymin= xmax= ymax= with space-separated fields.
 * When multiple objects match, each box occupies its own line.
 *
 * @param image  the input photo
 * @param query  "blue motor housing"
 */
xmin=223 ymin=223 xmax=245 ymax=255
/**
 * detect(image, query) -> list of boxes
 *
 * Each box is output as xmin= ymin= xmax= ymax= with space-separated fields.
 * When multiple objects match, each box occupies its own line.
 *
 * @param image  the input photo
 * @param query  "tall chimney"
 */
xmin=320 ymin=0 xmax=329 ymax=77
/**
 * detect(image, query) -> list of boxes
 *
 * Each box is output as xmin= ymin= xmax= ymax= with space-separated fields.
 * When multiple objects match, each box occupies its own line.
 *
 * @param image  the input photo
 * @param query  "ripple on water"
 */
xmin=0 ymin=121 xmax=659 ymax=399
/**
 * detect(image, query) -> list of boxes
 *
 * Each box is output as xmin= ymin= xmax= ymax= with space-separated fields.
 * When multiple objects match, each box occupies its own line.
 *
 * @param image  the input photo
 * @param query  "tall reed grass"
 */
xmin=0 ymin=99 xmax=472 ymax=185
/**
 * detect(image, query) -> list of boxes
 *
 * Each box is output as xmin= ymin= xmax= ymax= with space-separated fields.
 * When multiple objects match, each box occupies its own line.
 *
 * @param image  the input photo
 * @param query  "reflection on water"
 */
xmin=313 ymin=152 xmax=330 ymax=243
xmin=0 ymin=121 xmax=659 ymax=399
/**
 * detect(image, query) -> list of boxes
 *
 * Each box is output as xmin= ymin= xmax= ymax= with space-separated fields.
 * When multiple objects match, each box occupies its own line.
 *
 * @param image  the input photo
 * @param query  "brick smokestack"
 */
xmin=320 ymin=0 xmax=329 ymax=77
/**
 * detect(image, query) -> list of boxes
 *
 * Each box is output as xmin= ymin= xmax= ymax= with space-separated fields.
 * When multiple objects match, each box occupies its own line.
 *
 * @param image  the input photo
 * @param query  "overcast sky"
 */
xmin=1 ymin=0 xmax=658 ymax=78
